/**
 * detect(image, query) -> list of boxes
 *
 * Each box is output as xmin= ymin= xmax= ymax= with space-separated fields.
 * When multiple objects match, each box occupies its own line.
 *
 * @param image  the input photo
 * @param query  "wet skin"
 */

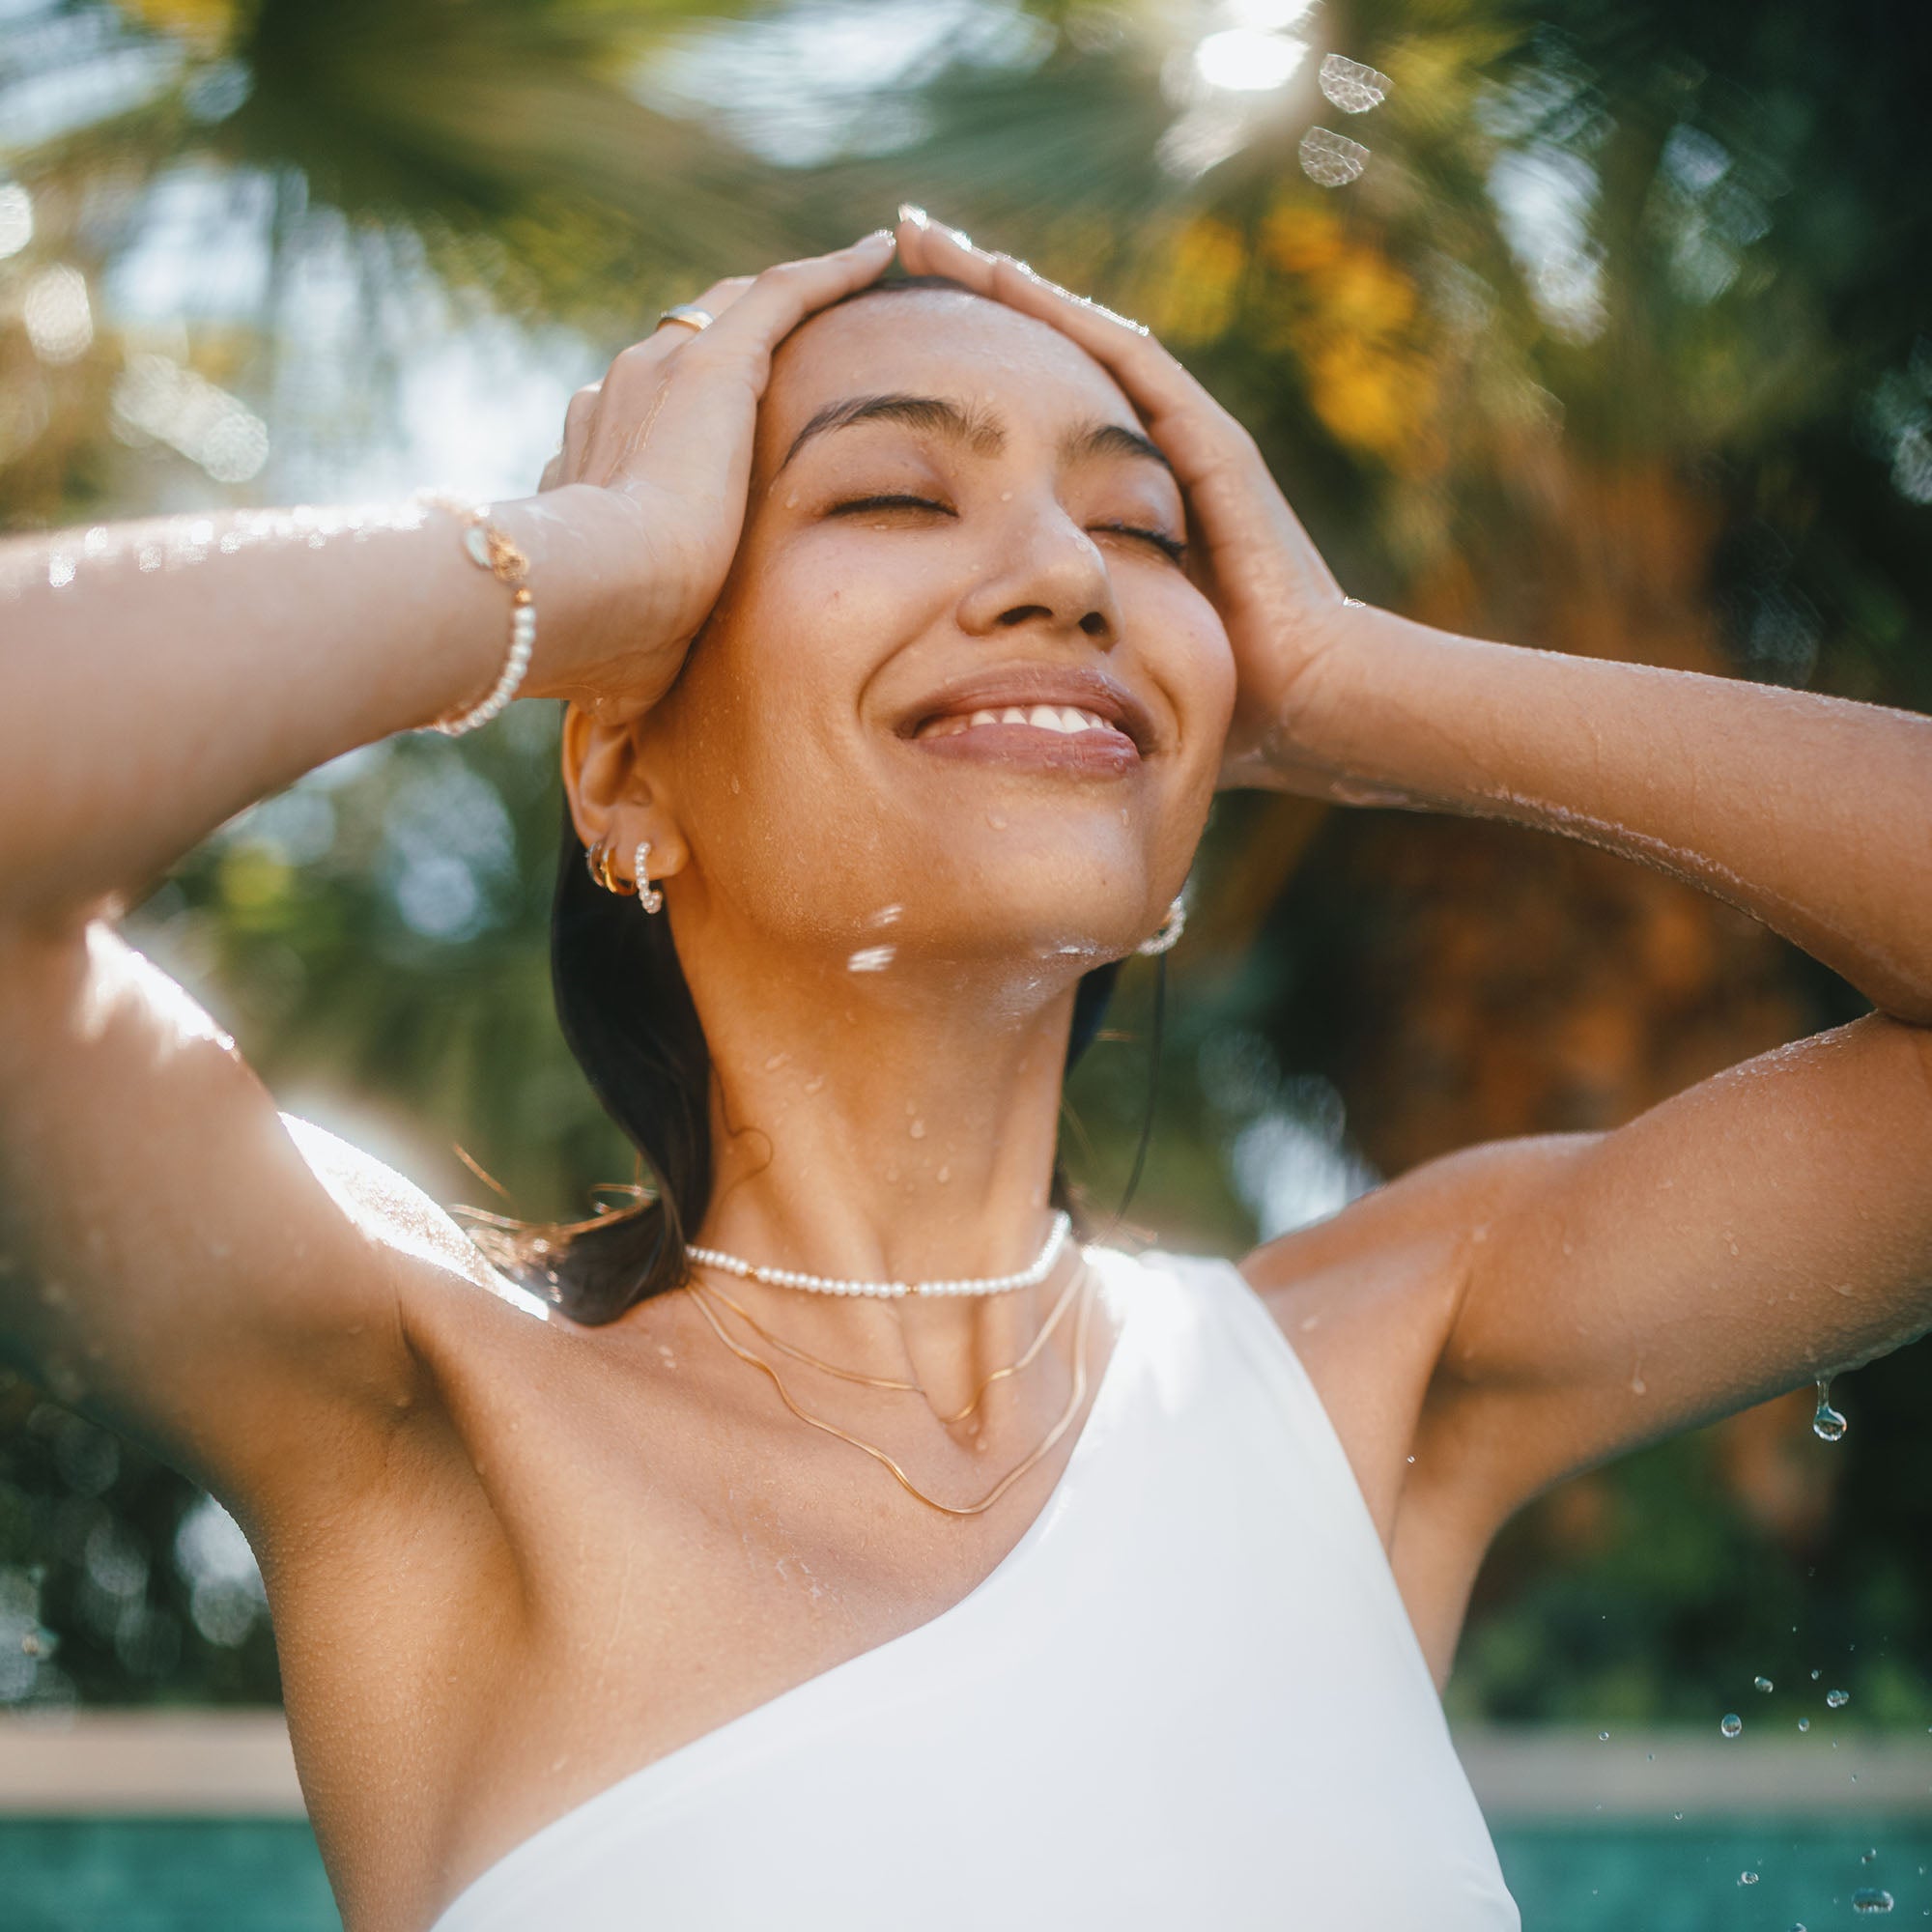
xmin=561 ymin=288 xmax=1235 ymax=1411
xmin=4 ymin=220 xmax=1931 ymax=1931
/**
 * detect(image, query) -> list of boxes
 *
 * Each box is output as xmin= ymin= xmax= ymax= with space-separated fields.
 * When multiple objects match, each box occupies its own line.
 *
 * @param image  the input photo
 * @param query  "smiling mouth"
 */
xmin=916 ymin=703 xmax=1118 ymax=742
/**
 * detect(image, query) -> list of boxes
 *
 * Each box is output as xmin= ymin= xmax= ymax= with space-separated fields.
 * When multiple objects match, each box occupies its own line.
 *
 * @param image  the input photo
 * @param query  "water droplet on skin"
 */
xmin=1720 ymin=1713 xmax=1744 ymax=1738
xmin=1827 ymin=1688 xmax=1851 ymax=1709
xmin=909 ymin=1119 xmax=925 ymax=1139
xmin=785 ymin=494 xmax=799 ymax=509
xmin=1813 ymin=1378 xmax=1847 ymax=1440
xmin=1000 ymin=491 xmax=1012 ymax=501
xmin=1851 ymin=1888 xmax=1893 ymax=1914
xmin=847 ymin=945 xmax=896 ymax=973
xmin=936 ymin=1166 xmax=950 ymax=1183
xmin=1755 ymin=1676 xmax=1775 ymax=1692
xmin=729 ymin=776 xmax=741 ymax=794
xmin=987 ymin=813 xmax=1007 ymax=830
xmin=764 ymin=1052 xmax=789 ymax=1071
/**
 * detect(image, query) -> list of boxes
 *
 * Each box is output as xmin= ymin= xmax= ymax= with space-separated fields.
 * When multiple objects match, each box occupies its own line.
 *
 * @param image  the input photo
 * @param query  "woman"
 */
xmin=1 ymin=206 xmax=1927 ymax=1930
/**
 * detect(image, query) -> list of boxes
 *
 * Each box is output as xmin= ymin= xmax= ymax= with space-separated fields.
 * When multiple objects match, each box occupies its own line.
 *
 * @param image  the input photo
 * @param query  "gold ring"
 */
xmin=657 ymin=304 xmax=714 ymax=333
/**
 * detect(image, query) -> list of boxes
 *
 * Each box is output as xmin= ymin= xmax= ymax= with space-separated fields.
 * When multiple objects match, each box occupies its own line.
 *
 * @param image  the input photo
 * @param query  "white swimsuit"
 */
xmin=429 ymin=1247 xmax=1520 ymax=1929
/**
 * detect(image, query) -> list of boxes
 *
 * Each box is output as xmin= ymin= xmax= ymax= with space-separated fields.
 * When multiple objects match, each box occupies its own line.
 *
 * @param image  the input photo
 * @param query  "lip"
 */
xmin=897 ymin=664 xmax=1156 ymax=758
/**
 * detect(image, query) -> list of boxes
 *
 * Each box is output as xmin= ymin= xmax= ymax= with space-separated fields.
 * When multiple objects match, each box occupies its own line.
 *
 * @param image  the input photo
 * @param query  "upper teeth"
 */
xmin=923 ymin=703 xmax=1113 ymax=738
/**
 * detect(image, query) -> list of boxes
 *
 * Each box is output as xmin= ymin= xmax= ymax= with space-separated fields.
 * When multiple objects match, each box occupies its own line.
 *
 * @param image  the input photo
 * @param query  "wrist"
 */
xmin=491 ymin=486 xmax=665 ymax=705
xmin=1241 ymin=602 xmax=1441 ymax=799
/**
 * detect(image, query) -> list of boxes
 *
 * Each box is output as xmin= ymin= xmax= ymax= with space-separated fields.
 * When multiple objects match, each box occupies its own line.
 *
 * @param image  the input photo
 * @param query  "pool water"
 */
xmin=0 ymin=1818 xmax=1926 ymax=1927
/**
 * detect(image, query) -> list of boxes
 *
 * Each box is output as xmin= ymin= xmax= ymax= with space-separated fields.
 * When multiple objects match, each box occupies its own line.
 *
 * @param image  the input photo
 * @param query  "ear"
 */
xmin=559 ymin=704 xmax=690 ymax=884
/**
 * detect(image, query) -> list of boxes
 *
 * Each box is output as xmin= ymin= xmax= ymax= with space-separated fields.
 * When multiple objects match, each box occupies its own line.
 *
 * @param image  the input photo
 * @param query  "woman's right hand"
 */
xmin=522 ymin=228 xmax=897 ymax=726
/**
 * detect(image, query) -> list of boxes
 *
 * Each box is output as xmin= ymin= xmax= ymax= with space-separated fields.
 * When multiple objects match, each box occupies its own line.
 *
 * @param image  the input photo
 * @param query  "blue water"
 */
xmin=0 ymin=1817 xmax=1926 ymax=1927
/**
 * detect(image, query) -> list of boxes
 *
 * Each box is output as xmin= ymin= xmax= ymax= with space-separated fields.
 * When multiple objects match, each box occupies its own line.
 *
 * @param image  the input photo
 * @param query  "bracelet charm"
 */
xmin=417 ymin=490 xmax=534 ymax=736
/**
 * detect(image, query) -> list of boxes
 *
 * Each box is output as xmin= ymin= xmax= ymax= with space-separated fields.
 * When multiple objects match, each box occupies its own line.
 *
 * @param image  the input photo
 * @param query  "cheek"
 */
xmin=1146 ymin=586 xmax=1238 ymax=771
xmin=657 ymin=546 xmax=889 ymax=837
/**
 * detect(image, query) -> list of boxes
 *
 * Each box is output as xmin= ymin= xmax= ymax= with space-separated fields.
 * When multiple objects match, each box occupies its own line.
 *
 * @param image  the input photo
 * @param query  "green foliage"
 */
xmin=0 ymin=0 xmax=1926 ymax=1725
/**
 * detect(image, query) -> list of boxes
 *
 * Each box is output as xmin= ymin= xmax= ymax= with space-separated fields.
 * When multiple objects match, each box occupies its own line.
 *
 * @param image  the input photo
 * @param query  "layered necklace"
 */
xmin=683 ymin=1213 xmax=1094 ymax=1518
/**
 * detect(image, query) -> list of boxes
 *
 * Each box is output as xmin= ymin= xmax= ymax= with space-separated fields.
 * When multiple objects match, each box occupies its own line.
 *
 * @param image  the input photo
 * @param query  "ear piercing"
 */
xmin=1137 ymin=893 xmax=1186 ymax=956
xmin=635 ymin=840 xmax=664 ymax=914
xmin=585 ymin=835 xmax=664 ymax=913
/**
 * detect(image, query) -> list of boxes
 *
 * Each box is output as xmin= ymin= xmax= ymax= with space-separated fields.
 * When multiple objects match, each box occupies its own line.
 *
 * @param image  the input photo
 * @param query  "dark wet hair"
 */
xmin=458 ymin=274 xmax=1141 ymax=1324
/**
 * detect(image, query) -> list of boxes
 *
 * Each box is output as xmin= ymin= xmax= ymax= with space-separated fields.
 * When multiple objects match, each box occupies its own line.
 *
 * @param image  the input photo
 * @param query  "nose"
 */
xmin=956 ymin=497 xmax=1123 ymax=648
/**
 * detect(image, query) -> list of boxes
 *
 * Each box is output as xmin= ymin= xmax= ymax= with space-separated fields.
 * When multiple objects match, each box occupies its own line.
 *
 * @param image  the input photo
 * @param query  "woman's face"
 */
xmin=634 ymin=286 xmax=1235 ymax=987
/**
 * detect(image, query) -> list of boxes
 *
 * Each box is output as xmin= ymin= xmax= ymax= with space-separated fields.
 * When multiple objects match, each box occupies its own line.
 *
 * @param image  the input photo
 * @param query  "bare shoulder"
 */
xmin=1235 ymin=1132 xmax=1595 ymax=1683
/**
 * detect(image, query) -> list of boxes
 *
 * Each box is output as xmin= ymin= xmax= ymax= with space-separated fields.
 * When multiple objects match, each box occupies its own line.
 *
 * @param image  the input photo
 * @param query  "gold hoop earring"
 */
xmin=585 ymin=836 xmax=637 ymax=896
xmin=634 ymin=840 xmax=664 ymax=914
xmin=1136 ymin=894 xmax=1186 ymax=956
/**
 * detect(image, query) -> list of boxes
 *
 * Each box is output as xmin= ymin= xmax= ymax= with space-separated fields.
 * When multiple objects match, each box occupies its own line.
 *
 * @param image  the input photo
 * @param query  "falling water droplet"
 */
xmin=1851 ymin=1887 xmax=1894 ymax=1914
xmin=1598 ymin=1730 xmax=1610 ymax=1743
xmin=1861 ymin=1848 xmax=1879 ymax=1863
xmin=1827 ymin=1688 xmax=1851 ymax=1709
xmin=1720 ymin=1713 xmax=1744 ymax=1739
xmin=1739 ymin=1870 xmax=1759 ymax=1886
xmin=1811 ymin=1668 xmax=1822 ymax=1681
xmin=1798 ymin=1718 xmax=1811 ymax=1732
xmin=1754 ymin=1676 xmax=1775 ymax=1692
xmin=1813 ymin=1378 xmax=1847 ymax=1441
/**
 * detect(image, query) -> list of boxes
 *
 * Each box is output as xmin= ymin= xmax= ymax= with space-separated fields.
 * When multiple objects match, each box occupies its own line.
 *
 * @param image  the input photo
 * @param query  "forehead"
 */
xmin=759 ymin=288 xmax=1141 ymax=461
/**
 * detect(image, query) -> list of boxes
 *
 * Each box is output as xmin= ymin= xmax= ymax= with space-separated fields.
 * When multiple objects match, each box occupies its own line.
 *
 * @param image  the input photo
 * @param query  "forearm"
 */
xmin=0 ymin=487 xmax=653 ymax=937
xmin=1270 ymin=607 xmax=1932 ymax=1023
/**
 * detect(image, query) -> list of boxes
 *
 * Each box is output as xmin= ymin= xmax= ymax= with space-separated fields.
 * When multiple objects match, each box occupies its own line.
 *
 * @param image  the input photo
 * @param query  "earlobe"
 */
xmin=560 ymin=702 xmax=691 ymax=885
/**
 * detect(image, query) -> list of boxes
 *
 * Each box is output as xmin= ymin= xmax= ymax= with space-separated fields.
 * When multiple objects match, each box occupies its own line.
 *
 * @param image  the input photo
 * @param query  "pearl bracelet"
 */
xmin=417 ymin=491 xmax=535 ymax=736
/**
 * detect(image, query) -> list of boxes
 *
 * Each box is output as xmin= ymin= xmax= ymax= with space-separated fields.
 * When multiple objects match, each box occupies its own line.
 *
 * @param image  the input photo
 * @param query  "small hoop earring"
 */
xmin=1136 ymin=893 xmax=1186 ymax=956
xmin=635 ymin=840 xmax=664 ymax=914
xmin=585 ymin=836 xmax=637 ymax=896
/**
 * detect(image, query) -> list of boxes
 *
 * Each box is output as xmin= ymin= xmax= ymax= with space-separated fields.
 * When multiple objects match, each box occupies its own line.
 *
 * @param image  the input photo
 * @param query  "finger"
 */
xmin=905 ymin=216 xmax=1344 ymax=609
xmin=603 ymin=231 xmax=897 ymax=482
xmin=672 ymin=230 xmax=896 ymax=376
xmin=577 ymin=278 xmax=756 ymax=479
xmin=905 ymin=216 xmax=1203 ymax=430
xmin=647 ymin=274 xmax=754 ymax=342
xmin=540 ymin=382 xmax=604 ymax=488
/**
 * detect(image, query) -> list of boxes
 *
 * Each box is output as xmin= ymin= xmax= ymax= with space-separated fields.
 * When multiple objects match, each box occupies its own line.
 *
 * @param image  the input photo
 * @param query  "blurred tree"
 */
xmin=0 ymin=0 xmax=1927 ymax=1724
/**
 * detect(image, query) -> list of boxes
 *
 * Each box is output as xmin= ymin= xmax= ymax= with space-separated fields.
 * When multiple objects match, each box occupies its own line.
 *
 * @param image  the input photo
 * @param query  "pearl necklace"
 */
xmin=685 ymin=1210 xmax=1071 ymax=1298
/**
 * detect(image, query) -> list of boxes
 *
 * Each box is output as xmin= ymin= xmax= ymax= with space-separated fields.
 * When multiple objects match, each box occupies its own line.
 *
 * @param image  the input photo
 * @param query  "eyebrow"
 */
xmin=776 ymin=392 xmax=1174 ymax=478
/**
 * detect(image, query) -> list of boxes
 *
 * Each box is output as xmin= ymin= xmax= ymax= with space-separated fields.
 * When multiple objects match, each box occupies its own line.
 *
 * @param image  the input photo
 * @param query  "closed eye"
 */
xmin=828 ymin=493 xmax=954 ymax=518
xmin=1094 ymin=523 xmax=1188 ymax=566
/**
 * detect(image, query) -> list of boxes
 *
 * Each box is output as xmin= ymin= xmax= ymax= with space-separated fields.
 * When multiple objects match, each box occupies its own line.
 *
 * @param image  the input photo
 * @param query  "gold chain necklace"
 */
xmin=684 ymin=1262 xmax=1095 ymax=1518
xmin=690 ymin=1258 xmax=1086 ymax=1426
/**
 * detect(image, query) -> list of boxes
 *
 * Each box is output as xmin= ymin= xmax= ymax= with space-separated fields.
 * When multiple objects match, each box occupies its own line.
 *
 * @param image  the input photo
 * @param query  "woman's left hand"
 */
xmin=894 ymin=209 xmax=1355 ymax=790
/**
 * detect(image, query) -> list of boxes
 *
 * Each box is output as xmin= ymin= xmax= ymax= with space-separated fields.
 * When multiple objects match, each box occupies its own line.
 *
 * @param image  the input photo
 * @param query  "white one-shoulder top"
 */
xmin=429 ymin=1246 xmax=1520 ymax=1930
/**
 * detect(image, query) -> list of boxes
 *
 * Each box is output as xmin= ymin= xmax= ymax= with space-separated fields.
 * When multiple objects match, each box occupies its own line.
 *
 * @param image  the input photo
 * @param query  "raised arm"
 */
xmin=0 ymin=233 xmax=896 ymax=1517
xmin=897 ymin=211 xmax=1932 ymax=1549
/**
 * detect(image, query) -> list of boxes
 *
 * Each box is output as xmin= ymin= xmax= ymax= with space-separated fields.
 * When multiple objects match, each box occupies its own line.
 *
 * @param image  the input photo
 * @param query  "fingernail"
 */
xmin=897 ymin=203 xmax=929 ymax=228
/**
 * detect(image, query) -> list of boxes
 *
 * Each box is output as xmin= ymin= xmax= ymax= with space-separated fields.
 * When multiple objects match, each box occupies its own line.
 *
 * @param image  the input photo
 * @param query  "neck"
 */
xmin=682 ymin=942 xmax=1088 ymax=1412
